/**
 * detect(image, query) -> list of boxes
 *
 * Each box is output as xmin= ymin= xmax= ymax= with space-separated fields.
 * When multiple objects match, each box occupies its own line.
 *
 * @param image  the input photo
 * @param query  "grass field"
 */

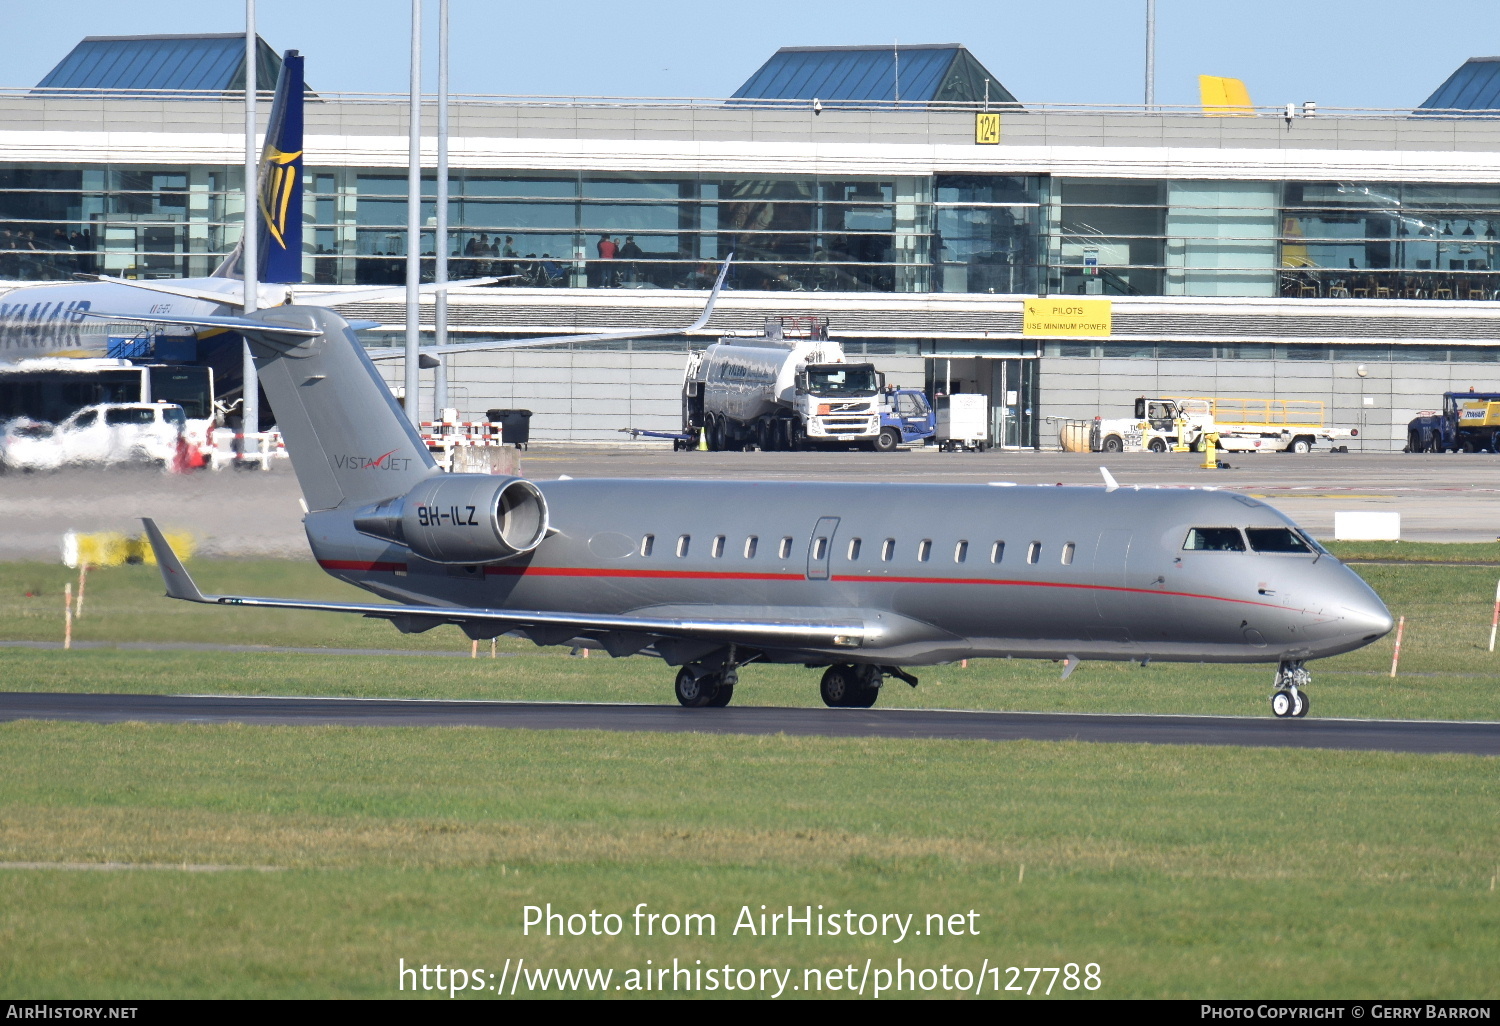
xmin=0 ymin=551 xmax=1496 ymax=998
xmin=0 ymin=722 xmax=1496 ymax=999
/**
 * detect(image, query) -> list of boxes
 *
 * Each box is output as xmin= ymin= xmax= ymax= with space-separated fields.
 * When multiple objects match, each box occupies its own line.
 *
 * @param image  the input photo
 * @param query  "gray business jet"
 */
xmin=129 ymin=298 xmax=1392 ymax=718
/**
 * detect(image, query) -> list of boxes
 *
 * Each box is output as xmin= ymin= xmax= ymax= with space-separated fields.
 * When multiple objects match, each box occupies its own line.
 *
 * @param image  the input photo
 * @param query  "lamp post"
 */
xmin=241 ymin=0 xmax=259 ymax=442
xmin=403 ymin=0 xmax=423 ymax=426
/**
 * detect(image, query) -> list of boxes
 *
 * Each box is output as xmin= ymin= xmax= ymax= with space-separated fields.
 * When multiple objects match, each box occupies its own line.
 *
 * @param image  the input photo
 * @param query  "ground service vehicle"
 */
xmin=1406 ymin=392 xmax=1500 ymax=453
xmin=682 ymin=317 xmax=887 ymax=450
xmin=935 ymin=394 xmax=989 ymax=451
xmin=1092 ymin=396 xmax=1354 ymax=454
xmin=1 ymin=402 xmax=187 ymax=471
xmin=875 ymin=388 xmax=936 ymax=451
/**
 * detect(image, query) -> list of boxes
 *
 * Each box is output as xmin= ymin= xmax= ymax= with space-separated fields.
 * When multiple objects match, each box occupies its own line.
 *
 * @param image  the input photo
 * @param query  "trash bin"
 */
xmin=487 ymin=408 xmax=532 ymax=448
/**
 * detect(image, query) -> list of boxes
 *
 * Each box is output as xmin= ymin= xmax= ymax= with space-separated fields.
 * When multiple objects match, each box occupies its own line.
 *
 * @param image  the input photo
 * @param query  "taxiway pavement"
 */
xmin=2 ymin=692 xmax=1494 ymax=756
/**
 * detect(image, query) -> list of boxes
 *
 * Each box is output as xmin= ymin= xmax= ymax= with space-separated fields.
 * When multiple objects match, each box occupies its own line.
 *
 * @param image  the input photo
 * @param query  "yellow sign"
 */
xmin=974 ymin=112 xmax=1000 ymax=144
xmin=1023 ymin=299 xmax=1113 ymax=337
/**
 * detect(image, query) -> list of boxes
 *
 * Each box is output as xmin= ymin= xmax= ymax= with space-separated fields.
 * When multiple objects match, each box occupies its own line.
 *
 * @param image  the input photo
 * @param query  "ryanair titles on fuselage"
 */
xmin=0 ymin=299 xmax=93 ymax=353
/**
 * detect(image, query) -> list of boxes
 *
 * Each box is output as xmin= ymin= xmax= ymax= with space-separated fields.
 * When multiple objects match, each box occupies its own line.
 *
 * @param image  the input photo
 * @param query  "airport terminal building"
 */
xmin=7 ymin=36 xmax=1500 ymax=448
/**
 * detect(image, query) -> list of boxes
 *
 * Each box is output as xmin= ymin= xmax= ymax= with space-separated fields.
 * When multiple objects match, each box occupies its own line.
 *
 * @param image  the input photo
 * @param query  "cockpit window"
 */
xmin=1183 ymin=528 xmax=1245 ymax=552
xmin=1246 ymin=528 xmax=1314 ymax=554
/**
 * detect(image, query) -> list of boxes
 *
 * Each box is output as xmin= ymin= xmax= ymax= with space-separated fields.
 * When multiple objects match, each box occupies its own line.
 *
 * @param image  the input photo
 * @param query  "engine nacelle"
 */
xmin=354 ymin=474 xmax=549 ymax=564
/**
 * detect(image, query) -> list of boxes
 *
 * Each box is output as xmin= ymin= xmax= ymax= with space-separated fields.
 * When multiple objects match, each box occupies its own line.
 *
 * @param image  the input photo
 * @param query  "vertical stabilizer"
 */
xmin=212 ymin=50 xmax=305 ymax=284
xmin=240 ymin=306 xmax=437 ymax=511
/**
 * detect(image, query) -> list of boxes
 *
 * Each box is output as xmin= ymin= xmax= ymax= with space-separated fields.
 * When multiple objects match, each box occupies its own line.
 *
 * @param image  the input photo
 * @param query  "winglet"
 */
xmin=685 ymin=252 xmax=733 ymax=333
xmin=140 ymin=519 xmax=208 ymax=603
xmin=1100 ymin=467 xmax=1119 ymax=492
xmin=1060 ymin=655 xmax=1081 ymax=680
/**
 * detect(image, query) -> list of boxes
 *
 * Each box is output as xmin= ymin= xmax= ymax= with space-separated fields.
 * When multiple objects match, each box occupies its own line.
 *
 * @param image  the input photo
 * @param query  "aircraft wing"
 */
xmin=141 ymin=519 xmax=872 ymax=651
xmin=363 ymin=254 xmax=732 ymax=362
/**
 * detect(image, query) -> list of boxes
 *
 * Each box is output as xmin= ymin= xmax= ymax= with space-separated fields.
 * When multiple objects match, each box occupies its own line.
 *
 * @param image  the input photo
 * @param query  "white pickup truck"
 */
xmin=0 ymin=402 xmax=189 ymax=471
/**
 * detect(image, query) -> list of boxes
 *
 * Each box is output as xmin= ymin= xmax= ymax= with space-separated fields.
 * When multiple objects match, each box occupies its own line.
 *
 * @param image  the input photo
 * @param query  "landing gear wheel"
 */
xmin=874 ymin=428 xmax=900 ymax=453
xmin=819 ymin=665 xmax=860 ymax=707
xmin=1271 ymin=690 xmax=1295 ymax=718
xmin=847 ymin=682 xmax=879 ymax=708
xmin=1293 ymin=689 xmax=1309 ymax=718
xmin=675 ymin=667 xmax=717 ymax=708
xmin=706 ymin=683 xmax=734 ymax=707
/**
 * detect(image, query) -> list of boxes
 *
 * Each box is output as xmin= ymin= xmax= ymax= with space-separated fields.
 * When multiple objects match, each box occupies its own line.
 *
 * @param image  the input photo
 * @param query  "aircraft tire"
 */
xmin=706 ymin=684 xmax=734 ymax=708
xmin=1270 ymin=689 xmax=1294 ymax=718
xmin=819 ymin=665 xmax=859 ymax=707
xmin=675 ymin=667 xmax=716 ymax=708
xmin=1293 ymin=690 xmax=1310 ymax=718
xmin=847 ymin=683 xmax=879 ymax=708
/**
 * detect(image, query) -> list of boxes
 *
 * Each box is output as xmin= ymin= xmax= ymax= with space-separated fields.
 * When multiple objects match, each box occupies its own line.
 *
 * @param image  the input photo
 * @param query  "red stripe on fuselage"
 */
xmin=318 ymin=559 xmax=408 ymax=572
xmin=316 ymin=560 xmax=1282 ymax=612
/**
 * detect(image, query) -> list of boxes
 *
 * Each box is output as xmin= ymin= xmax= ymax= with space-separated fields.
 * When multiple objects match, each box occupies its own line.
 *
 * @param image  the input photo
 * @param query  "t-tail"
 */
xmin=212 ymin=50 xmax=305 ymax=285
xmin=229 ymin=306 xmax=437 ymax=512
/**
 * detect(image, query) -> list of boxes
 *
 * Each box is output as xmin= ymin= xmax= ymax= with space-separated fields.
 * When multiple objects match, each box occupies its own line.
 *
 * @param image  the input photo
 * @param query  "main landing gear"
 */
xmin=672 ymin=660 xmax=921 ymax=709
xmin=819 ymin=664 xmax=920 ymax=709
xmin=674 ymin=665 xmax=735 ymax=708
xmin=1270 ymin=660 xmax=1311 ymax=719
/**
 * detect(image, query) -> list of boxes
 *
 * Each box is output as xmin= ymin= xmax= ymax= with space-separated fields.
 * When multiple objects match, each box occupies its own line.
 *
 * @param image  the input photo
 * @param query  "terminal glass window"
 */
xmin=933 ymin=175 xmax=1042 ymax=295
xmin=1280 ymin=182 xmax=1500 ymax=300
xmin=1053 ymin=179 xmax=1165 ymax=297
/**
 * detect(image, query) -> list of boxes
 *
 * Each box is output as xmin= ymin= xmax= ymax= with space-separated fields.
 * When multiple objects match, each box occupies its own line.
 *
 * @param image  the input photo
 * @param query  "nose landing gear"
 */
xmin=1270 ymin=660 xmax=1311 ymax=718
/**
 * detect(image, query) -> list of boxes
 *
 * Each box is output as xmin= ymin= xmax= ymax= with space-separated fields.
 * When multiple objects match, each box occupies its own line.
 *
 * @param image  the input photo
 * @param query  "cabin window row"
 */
xmin=638 ymin=533 xmax=1079 ymax=565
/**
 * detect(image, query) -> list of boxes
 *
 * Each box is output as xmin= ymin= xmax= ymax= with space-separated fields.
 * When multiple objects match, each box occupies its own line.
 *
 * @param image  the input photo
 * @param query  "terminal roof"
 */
xmin=732 ymin=43 xmax=1015 ymax=106
xmin=35 ymin=33 xmax=289 ymax=98
xmin=1417 ymin=56 xmax=1500 ymax=115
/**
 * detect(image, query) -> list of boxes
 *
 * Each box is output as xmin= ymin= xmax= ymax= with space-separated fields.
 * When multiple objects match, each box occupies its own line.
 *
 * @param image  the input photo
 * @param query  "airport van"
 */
xmin=1 ymin=402 xmax=188 ymax=471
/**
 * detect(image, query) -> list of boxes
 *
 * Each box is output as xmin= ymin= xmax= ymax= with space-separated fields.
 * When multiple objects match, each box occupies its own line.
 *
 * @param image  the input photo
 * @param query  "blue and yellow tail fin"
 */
xmin=212 ymin=50 xmax=305 ymax=284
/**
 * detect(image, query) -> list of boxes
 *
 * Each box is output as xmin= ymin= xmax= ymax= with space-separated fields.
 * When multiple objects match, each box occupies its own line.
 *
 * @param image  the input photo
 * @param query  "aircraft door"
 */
xmin=806 ymin=516 xmax=840 ymax=580
xmin=1091 ymin=529 xmax=1134 ymax=632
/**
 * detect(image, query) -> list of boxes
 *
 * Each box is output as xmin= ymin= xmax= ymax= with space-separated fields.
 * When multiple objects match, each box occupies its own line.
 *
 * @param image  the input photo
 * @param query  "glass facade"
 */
xmin=3 ymin=161 xmax=1500 ymax=300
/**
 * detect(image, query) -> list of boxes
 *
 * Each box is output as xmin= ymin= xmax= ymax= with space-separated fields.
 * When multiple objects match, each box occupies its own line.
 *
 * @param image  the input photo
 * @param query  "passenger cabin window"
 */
xmin=991 ymin=541 xmax=1005 ymax=564
xmin=676 ymin=535 xmax=690 ymax=558
xmin=779 ymin=537 xmax=793 ymax=559
xmin=918 ymin=539 xmax=932 ymax=562
xmin=1183 ymin=528 xmax=1245 ymax=552
xmin=640 ymin=534 xmax=654 ymax=557
xmin=954 ymin=540 xmax=968 ymax=563
xmin=812 ymin=537 xmax=828 ymax=561
xmin=1061 ymin=542 xmax=1075 ymax=565
xmin=711 ymin=535 xmax=725 ymax=558
xmin=881 ymin=538 xmax=895 ymax=561
xmin=847 ymin=538 xmax=862 ymax=560
xmin=744 ymin=536 xmax=758 ymax=558
xmin=1027 ymin=542 xmax=1041 ymax=564
xmin=1246 ymin=528 xmax=1314 ymax=554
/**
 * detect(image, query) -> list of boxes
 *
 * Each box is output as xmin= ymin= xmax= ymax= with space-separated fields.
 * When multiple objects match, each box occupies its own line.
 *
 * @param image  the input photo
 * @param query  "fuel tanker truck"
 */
xmin=682 ymin=316 xmax=888 ymax=450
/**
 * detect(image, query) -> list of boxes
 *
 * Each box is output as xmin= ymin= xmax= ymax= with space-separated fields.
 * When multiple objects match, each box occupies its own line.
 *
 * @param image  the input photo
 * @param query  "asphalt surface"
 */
xmin=5 ymin=445 xmax=1499 ymax=557
xmin=2 ymin=692 xmax=1495 ymax=756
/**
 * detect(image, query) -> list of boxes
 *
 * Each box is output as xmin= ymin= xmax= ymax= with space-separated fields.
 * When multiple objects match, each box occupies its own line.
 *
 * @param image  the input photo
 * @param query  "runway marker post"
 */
xmin=1488 ymin=580 xmax=1500 ymax=652
xmin=63 ymin=583 xmax=73 ymax=651
xmin=1389 ymin=615 xmax=1406 ymax=678
xmin=75 ymin=563 xmax=88 ymax=619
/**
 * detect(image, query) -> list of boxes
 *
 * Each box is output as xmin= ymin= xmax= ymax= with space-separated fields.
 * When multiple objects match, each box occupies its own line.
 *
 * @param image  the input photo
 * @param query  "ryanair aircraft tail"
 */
xmin=212 ymin=50 xmax=305 ymax=285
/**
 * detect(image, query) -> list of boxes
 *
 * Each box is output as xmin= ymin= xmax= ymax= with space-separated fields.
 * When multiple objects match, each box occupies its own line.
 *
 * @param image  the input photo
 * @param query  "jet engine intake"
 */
xmin=355 ymin=474 xmax=549 ymax=564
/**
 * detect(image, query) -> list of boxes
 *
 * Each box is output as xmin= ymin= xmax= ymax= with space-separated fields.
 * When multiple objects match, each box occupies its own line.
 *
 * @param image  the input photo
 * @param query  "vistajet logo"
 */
xmin=332 ymin=450 xmax=414 ymax=472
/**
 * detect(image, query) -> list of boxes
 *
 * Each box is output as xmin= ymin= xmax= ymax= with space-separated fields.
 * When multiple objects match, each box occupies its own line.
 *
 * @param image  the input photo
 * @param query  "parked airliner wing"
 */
xmin=141 ymin=518 xmax=875 ymax=651
xmin=363 ymin=254 xmax=733 ymax=362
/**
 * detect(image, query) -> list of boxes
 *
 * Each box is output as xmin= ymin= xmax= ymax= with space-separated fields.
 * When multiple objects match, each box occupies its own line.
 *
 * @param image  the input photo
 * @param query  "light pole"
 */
xmin=242 ymin=0 xmax=259 ymax=443
xmin=404 ymin=0 xmax=423 ymax=426
xmin=1144 ymin=0 xmax=1156 ymax=110
xmin=434 ymin=0 xmax=450 ymax=413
